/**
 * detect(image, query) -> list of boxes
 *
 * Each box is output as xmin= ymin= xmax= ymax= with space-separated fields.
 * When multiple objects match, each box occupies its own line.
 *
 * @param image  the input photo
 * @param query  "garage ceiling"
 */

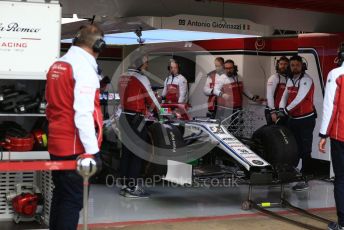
xmin=60 ymin=0 xmax=344 ymax=38
xmin=218 ymin=0 xmax=344 ymax=15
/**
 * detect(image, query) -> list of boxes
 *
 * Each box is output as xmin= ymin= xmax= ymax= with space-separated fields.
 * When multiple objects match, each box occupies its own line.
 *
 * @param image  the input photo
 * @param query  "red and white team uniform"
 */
xmin=320 ymin=63 xmax=344 ymax=141
xmin=213 ymin=74 xmax=254 ymax=108
xmin=46 ymin=46 xmax=103 ymax=156
xmin=266 ymin=73 xmax=287 ymax=112
xmin=162 ymin=74 xmax=188 ymax=104
xmin=279 ymin=73 xmax=315 ymax=119
xmin=203 ymin=71 xmax=225 ymax=110
xmin=118 ymin=69 xmax=161 ymax=114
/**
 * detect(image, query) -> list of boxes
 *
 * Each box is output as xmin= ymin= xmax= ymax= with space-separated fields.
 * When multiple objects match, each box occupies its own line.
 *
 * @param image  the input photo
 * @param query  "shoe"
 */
xmin=119 ymin=186 xmax=130 ymax=197
xmin=292 ymin=181 xmax=309 ymax=191
xmin=124 ymin=186 xmax=150 ymax=198
xmin=136 ymin=186 xmax=150 ymax=196
xmin=328 ymin=222 xmax=344 ymax=230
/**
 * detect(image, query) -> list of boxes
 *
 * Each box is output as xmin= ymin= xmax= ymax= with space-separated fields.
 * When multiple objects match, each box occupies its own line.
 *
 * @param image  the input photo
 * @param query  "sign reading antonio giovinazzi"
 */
xmin=178 ymin=18 xmax=250 ymax=31
xmin=0 ymin=22 xmax=41 ymax=33
xmin=150 ymin=14 xmax=273 ymax=36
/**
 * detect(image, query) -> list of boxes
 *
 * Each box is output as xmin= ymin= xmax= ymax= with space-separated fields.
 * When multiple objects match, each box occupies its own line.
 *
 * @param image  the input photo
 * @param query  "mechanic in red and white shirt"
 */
xmin=203 ymin=57 xmax=225 ymax=118
xmin=45 ymin=25 xmax=105 ymax=230
xmin=265 ymin=56 xmax=289 ymax=124
xmin=213 ymin=59 xmax=259 ymax=133
xmin=319 ymin=50 xmax=344 ymax=230
xmin=279 ymin=55 xmax=316 ymax=191
xmin=161 ymin=59 xmax=188 ymax=104
xmin=118 ymin=50 xmax=161 ymax=198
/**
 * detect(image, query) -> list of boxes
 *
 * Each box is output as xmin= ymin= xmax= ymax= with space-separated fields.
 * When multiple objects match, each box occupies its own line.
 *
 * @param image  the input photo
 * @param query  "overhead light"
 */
xmin=62 ymin=29 xmax=259 ymax=45
xmin=127 ymin=21 xmax=142 ymax=25
xmin=62 ymin=14 xmax=87 ymax=24
xmin=107 ymin=29 xmax=120 ymax=33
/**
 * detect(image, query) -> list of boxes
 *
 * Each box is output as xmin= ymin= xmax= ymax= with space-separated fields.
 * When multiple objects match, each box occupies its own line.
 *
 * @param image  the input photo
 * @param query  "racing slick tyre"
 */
xmin=251 ymin=125 xmax=298 ymax=169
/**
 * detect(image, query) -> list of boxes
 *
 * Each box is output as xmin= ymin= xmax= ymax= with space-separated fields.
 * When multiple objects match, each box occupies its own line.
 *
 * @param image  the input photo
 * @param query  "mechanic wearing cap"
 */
xmin=118 ymin=51 xmax=161 ymax=198
xmin=266 ymin=56 xmax=289 ymax=125
xmin=319 ymin=48 xmax=344 ymax=230
xmin=213 ymin=59 xmax=259 ymax=133
xmin=203 ymin=57 xmax=225 ymax=119
xmin=279 ymin=55 xmax=316 ymax=192
xmin=46 ymin=24 xmax=105 ymax=230
xmin=161 ymin=59 xmax=188 ymax=104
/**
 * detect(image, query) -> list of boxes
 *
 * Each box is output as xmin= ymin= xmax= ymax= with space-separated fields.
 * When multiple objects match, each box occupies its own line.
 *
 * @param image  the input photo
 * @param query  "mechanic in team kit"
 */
xmin=118 ymin=50 xmax=161 ymax=198
xmin=203 ymin=57 xmax=226 ymax=119
xmin=161 ymin=59 xmax=188 ymax=104
xmin=265 ymin=56 xmax=289 ymax=125
xmin=319 ymin=46 xmax=344 ymax=230
xmin=46 ymin=24 xmax=105 ymax=230
xmin=279 ymin=55 xmax=316 ymax=191
xmin=213 ymin=59 xmax=259 ymax=133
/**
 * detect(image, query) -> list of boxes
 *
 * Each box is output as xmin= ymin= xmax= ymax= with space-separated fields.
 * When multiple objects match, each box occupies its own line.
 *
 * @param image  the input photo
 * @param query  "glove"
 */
xmin=275 ymin=108 xmax=289 ymax=126
xmin=277 ymin=108 xmax=287 ymax=118
xmin=93 ymin=152 xmax=103 ymax=174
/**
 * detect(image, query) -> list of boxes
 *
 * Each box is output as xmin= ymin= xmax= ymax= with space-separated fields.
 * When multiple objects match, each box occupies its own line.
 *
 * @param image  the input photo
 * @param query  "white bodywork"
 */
xmin=184 ymin=121 xmax=270 ymax=171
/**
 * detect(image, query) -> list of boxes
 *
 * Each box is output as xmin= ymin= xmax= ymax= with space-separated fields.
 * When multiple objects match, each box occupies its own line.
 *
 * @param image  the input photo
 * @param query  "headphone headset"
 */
xmin=233 ymin=64 xmax=238 ymax=75
xmin=92 ymin=38 xmax=106 ymax=53
xmin=301 ymin=57 xmax=308 ymax=73
xmin=338 ymin=43 xmax=344 ymax=66
xmin=72 ymin=30 xmax=106 ymax=53
xmin=275 ymin=59 xmax=279 ymax=72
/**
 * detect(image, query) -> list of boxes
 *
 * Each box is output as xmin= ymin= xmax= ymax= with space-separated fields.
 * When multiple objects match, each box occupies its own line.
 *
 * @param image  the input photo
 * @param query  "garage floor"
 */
xmin=92 ymin=210 xmax=336 ymax=230
xmin=2 ymin=180 xmax=336 ymax=229
xmin=86 ymin=179 xmax=335 ymax=226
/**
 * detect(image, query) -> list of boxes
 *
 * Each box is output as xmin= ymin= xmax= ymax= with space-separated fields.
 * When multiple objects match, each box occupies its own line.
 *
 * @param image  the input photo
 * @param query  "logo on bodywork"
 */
xmin=252 ymin=160 xmax=264 ymax=165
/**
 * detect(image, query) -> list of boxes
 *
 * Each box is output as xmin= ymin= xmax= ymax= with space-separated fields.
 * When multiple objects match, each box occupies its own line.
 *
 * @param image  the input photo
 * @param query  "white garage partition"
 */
xmin=0 ymin=0 xmax=61 ymax=80
xmin=0 ymin=0 xmax=61 ymax=222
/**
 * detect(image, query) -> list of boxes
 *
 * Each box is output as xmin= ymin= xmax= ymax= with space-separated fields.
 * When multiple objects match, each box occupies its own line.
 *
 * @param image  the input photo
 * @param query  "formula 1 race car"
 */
xmin=100 ymin=102 xmax=300 ymax=187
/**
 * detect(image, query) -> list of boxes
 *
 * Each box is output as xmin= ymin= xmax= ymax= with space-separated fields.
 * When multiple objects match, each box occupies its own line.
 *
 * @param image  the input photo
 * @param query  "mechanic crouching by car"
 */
xmin=266 ymin=56 xmax=289 ymax=125
xmin=161 ymin=59 xmax=188 ymax=104
xmin=279 ymin=55 xmax=316 ymax=192
xmin=319 ymin=47 xmax=344 ymax=230
xmin=203 ymin=57 xmax=225 ymax=119
xmin=45 ymin=24 xmax=105 ymax=230
xmin=213 ymin=59 xmax=259 ymax=134
xmin=118 ymin=50 xmax=161 ymax=198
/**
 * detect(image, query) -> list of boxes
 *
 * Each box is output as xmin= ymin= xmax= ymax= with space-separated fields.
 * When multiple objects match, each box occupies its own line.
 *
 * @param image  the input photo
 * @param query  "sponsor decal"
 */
xmin=0 ymin=22 xmax=41 ymax=33
xmin=222 ymin=137 xmax=237 ymax=141
xmin=252 ymin=160 xmax=264 ymax=165
xmin=169 ymin=131 xmax=177 ymax=153
xmin=238 ymin=149 xmax=250 ymax=154
xmin=0 ymin=42 xmax=27 ymax=48
xmin=228 ymin=144 xmax=246 ymax=148
xmin=210 ymin=126 xmax=225 ymax=134
xmin=100 ymin=93 xmax=115 ymax=101
xmin=279 ymin=129 xmax=289 ymax=144
xmin=53 ymin=63 xmax=67 ymax=71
